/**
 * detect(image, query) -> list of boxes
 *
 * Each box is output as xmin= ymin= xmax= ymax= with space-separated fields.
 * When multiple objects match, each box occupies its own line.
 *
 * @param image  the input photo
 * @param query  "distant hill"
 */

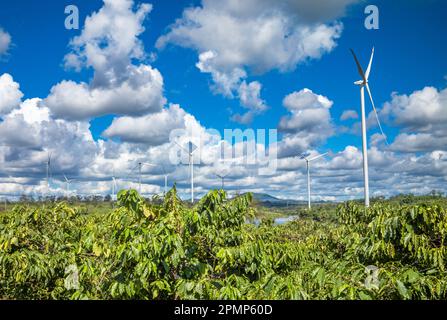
xmin=249 ymin=193 xmax=307 ymax=207
xmin=185 ymin=192 xmax=333 ymax=207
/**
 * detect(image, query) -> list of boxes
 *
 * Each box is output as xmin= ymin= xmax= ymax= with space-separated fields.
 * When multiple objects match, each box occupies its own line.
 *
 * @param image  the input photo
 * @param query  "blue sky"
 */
xmin=1 ymin=0 xmax=446 ymax=140
xmin=0 ymin=0 xmax=446 ymax=200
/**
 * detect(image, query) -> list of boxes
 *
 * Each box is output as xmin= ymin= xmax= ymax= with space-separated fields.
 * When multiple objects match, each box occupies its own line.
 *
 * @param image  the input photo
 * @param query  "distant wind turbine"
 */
xmin=351 ymin=47 xmax=388 ymax=207
xmin=300 ymin=152 xmax=328 ymax=210
xmin=63 ymin=174 xmax=74 ymax=195
xmin=45 ymin=152 xmax=52 ymax=194
xmin=161 ymin=165 xmax=168 ymax=195
xmin=175 ymin=141 xmax=198 ymax=203
xmin=112 ymin=170 xmax=117 ymax=200
xmin=215 ymin=167 xmax=230 ymax=190
xmin=215 ymin=173 xmax=228 ymax=190
xmin=137 ymin=162 xmax=142 ymax=194
xmin=133 ymin=162 xmax=157 ymax=195
xmin=139 ymin=163 xmax=169 ymax=196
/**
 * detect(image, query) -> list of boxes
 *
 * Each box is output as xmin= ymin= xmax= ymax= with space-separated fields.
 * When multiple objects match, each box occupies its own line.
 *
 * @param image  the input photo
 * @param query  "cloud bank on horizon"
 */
xmin=0 ymin=0 xmax=446 ymax=200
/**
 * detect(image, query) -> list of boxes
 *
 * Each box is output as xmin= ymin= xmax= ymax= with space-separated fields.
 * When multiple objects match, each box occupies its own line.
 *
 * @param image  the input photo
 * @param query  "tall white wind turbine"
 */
xmin=300 ymin=152 xmax=328 ymax=210
xmin=175 ymin=141 xmax=198 ymax=204
xmin=351 ymin=47 xmax=388 ymax=207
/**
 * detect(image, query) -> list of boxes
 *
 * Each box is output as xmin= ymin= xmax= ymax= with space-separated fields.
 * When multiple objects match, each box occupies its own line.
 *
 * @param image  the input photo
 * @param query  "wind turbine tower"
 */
xmin=134 ymin=162 xmax=157 ymax=195
xmin=161 ymin=165 xmax=168 ymax=195
xmin=175 ymin=141 xmax=198 ymax=204
xmin=350 ymin=47 xmax=388 ymax=207
xmin=215 ymin=168 xmax=229 ymax=190
xmin=45 ymin=152 xmax=52 ymax=195
xmin=300 ymin=152 xmax=328 ymax=210
xmin=63 ymin=174 xmax=73 ymax=196
xmin=112 ymin=170 xmax=117 ymax=200
xmin=138 ymin=162 xmax=142 ymax=194
xmin=216 ymin=174 xmax=227 ymax=190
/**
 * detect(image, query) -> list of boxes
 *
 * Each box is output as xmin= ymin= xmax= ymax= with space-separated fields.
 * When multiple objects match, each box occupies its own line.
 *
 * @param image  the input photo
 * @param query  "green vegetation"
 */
xmin=1 ymin=189 xmax=446 ymax=299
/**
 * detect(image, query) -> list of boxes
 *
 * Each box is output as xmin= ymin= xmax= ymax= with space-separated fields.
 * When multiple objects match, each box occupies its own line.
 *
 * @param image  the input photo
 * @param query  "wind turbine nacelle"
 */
xmin=354 ymin=80 xmax=365 ymax=86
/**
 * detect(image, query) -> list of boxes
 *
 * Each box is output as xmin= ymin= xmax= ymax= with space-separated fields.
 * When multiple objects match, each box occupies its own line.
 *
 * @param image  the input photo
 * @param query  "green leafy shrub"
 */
xmin=1 ymin=191 xmax=446 ymax=299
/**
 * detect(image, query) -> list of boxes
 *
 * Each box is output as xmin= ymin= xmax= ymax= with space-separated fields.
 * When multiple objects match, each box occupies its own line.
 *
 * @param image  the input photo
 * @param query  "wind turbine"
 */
xmin=351 ymin=47 xmax=388 ymax=207
xmin=133 ymin=162 xmax=157 ymax=195
xmin=175 ymin=141 xmax=198 ymax=203
xmin=63 ymin=174 xmax=73 ymax=196
xmin=161 ymin=165 xmax=168 ymax=195
xmin=111 ymin=170 xmax=117 ymax=200
xmin=215 ymin=173 xmax=228 ymax=190
xmin=215 ymin=167 xmax=230 ymax=190
xmin=137 ymin=162 xmax=142 ymax=194
xmin=141 ymin=163 xmax=169 ymax=196
xmin=132 ymin=162 xmax=145 ymax=194
xmin=45 ymin=152 xmax=52 ymax=194
xmin=300 ymin=152 xmax=328 ymax=210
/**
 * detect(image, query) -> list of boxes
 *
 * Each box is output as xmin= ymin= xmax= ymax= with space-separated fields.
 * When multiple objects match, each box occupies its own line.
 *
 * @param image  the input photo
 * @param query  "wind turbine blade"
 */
xmin=64 ymin=174 xmax=68 ymax=182
xmin=188 ymin=141 xmax=198 ymax=154
xmin=174 ymin=141 xmax=189 ymax=154
xmin=365 ymin=47 xmax=374 ymax=80
xmin=142 ymin=162 xmax=156 ymax=168
xmin=350 ymin=49 xmax=366 ymax=82
xmin=365 ymin=83 xmax=389 ymax=145
xmin=308 ymin=152 xmax=329 ymax=162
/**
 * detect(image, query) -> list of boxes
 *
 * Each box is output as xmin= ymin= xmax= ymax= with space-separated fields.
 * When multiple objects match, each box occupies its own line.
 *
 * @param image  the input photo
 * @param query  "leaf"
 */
xmin=93 ymin=243 xmax=102 ymax=257
xmin=110 ymin=282 xmax=119 ymax=297
xmin=143 ymin=206 xmax=154 ymax=219
xmin=316 ymin=268 xmax=326 ymax=287
xmin=10 ymin=237 xmax=18 ymax=246
xmin=358 ymin=291 xmax=372 ymax=300
xmin=404 ymin=269 xmax=420 ymax=283
xmin=396 ymin=280 xmax=410 ymax=299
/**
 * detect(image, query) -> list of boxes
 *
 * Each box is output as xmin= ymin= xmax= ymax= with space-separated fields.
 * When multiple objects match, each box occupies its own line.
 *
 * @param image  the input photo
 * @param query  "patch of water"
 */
xmin=247 ymin=215 xmax=299 ymax=226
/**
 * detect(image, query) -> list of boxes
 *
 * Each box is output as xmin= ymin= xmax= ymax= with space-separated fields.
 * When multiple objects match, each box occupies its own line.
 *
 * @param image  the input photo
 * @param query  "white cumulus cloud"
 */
xmin=43 ymin=0 xmax=165 ymax=120
xmin=278 ymin=89 xmax=334 ymax=157
xmin=157 ymin=0 xmax=353 ymax=121
xmin=383 ymin=86 xmax=447 ymax=152
xmin=0 ymin=74 xmax=23 ymax=115
xmin=103 ymin=104 xmax=196 ymax=145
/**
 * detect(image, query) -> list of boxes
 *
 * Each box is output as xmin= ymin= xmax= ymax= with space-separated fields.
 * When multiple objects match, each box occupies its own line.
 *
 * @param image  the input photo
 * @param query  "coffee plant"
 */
xmin=0 ymin=188 xmax=446 ymax=299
